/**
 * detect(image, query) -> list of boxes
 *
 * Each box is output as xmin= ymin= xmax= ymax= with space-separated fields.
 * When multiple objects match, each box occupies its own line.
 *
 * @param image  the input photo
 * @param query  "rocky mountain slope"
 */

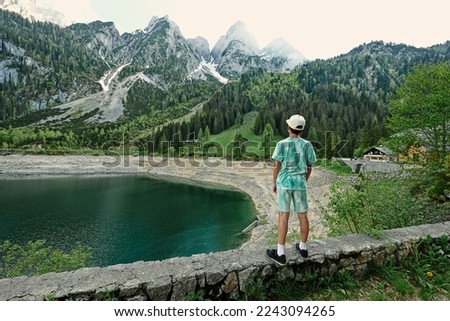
xmin=0 ymin=5 xmax=308 ymax=124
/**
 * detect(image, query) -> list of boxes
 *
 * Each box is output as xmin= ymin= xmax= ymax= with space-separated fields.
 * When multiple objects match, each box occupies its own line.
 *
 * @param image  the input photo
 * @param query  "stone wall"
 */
xmin=342 ymin=159 xmax=402 ymax=173
xmin=1 ymin=221 xmax=449 ymax=301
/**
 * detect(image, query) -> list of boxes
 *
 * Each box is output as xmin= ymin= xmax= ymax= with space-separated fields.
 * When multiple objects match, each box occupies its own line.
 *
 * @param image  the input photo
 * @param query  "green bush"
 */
xmin=413 ymin=163 xmax=450 ymax=202
xmin=0 ymin=240 xmax=92 ymax=278
xmin=323 ymin=175 xmax=446 ymax=237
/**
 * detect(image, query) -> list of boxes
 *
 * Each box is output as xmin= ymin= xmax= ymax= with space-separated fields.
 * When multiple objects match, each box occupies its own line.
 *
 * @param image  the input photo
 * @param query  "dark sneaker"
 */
xmin=266 ymin=249 xmax=287 ymax=266
xmin=295 ymin=243 xmax=308 ymax=258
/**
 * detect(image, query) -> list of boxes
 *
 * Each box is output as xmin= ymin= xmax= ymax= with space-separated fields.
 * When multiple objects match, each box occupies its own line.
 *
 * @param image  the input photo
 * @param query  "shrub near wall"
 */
xmin=323 ymin=176 xmax=449 ymax=237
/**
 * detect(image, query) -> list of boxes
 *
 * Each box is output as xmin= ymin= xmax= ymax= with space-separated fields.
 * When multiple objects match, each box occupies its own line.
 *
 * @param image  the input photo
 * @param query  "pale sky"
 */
xmin=42 ymin=0 xmax=450 ymax=60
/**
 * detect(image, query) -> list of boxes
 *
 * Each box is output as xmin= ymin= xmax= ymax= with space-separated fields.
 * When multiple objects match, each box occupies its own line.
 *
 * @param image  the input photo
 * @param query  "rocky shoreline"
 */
xmin=0 ymin=154 xmax=339 ymax=248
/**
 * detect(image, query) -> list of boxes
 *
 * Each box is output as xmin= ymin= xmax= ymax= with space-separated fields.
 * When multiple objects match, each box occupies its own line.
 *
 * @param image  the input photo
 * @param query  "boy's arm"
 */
xmin=306 ymin=164 xmax=312 ymax=181
xmin=273 ymin=160 xmax=281 ymax=192
xmin=305 ymin=141 xmax=316 ymax=181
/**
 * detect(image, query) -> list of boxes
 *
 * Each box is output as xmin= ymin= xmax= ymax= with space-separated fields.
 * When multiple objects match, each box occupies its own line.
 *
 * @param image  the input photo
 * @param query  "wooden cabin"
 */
xmin=363 ymin=146 xmax=397 ymax=162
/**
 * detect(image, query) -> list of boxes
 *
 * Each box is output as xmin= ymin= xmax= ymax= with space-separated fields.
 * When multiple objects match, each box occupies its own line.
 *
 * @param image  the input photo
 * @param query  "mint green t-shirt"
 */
xmin=272 ymin=136 xmax=317 ymax=190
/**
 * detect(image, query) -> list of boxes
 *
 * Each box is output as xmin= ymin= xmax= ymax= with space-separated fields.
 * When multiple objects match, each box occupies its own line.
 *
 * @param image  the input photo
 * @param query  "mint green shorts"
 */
xmin=277 ymin=188 xmax=308 ymax=213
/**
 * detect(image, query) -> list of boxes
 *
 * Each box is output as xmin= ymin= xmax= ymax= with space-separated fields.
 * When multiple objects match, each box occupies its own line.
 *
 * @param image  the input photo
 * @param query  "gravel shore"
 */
xmin=0 ymin=154 xmax=340 ymax=248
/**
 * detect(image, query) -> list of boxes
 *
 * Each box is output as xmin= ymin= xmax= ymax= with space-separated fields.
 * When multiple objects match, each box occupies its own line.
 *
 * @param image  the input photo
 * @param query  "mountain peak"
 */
xmin=267 ymin=37 xmax=289 ymax=47
xmin=263 ymin=37 xmax=306 ymax=58
xmin=228 ymin=20 xmax=246 ymax=32
xmin=211 ymin=20 xmax=259 ymax=59
xmin=260 ymin=37 xmax=308 ymax=71
xmin=187 ymin=36 xmax=211 ymax=60
xmin=144 ymin=15 xmax=180 ymax=34
xmin=145 ymin=16 xmax=163 ymax=32
xmin=88 ymin=20 xmax=118 ymax=30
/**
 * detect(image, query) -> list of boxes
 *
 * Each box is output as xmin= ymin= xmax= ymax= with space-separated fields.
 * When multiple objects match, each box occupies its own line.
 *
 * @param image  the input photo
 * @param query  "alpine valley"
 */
xmin=1 ymin=1 xmax=449 ymax=158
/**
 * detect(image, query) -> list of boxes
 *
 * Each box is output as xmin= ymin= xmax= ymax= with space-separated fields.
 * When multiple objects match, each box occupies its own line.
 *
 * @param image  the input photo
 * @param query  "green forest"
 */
xmin=0 ymin=10 xmax=108 ymax=121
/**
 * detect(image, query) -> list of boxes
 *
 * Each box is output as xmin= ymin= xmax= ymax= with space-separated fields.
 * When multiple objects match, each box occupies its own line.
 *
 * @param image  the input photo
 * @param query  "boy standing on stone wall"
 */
xmin=266 ymin=114 xmax=317 ymax=266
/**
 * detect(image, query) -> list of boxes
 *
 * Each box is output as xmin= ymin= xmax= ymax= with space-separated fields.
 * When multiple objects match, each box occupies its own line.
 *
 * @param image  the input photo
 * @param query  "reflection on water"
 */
xmin=0 ymin=175 xmax=256 ymax=266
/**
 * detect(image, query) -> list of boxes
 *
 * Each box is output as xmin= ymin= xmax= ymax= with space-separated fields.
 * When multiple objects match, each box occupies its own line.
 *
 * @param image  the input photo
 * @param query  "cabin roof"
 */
xmin=363 ymin=146 xmax=396 ymax=156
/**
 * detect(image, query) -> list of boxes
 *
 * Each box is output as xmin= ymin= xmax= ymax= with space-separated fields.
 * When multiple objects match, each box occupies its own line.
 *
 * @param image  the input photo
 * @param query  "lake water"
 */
xmin=0 ymin=175 xmax=257 ymax=267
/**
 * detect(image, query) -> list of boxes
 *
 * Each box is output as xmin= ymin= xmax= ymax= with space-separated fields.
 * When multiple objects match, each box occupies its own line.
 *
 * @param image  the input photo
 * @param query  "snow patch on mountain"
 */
xmin=188 ymin=58 xmax=228 ymax=84
xmin=98 ymin=62 xmax=132 ymax=92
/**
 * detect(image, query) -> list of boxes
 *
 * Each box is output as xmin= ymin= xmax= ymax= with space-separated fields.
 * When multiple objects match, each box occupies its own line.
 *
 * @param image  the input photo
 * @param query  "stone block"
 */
xmin=238 ymin=267 xmax=259 ymax=292
xmin=206 ymin=270 xmax=226 ymax=285
xmin=339 ymin=257 xmax=354 ymax=268
xmin=356 ymin=251 xmax=372 ymax=264
xmin=171 ymin=276 xmax=197 ymax=301
xmin=146 ymin=276 xmax=172 ymax=301
xmin=119 ymin=279 xmax=142 ymax=298
xmin=221 ymin=272 xmax=238 ymax=294
xmin=94 ymin=284 xmax=119 ymax=301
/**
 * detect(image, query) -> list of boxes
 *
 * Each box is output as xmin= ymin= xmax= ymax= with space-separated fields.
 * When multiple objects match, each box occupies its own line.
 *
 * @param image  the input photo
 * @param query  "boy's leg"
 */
xmin=277 ymin=211 xmax=290 ymax=246
xmin=266 ymin=188 xmax=291 ymax=266
xmin=296 ymin=212 xmax=309 ymax=258
xmin=297 ymin=212 xmax=309 ymax=243
xmin=292 ymin=189 xmax=309 ymax=243
xmin=266 ymin=211 xmax=290 ymax=266
xmin=276 ymin=188 xmax=291 ymax=253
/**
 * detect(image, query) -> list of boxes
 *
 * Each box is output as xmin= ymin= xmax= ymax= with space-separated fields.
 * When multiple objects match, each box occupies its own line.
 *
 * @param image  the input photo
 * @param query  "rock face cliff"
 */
xmin=211 ymin=21 xmax=307 ymax=77
xmin=67 ymin=21 xmax=126 ymax=64
xmin=66 ymin=17 xmax=307 ymax=85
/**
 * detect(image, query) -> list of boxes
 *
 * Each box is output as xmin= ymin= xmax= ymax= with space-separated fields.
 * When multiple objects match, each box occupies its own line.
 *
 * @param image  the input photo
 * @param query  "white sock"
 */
xmin=277 ymin=244 xmax=285 ymax=256
xmin=299 ymin=241 xmax=307 ymax=250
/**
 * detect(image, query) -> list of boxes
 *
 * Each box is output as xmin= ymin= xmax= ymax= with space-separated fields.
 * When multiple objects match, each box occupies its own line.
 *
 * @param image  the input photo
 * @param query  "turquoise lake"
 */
xmin=0 ymin=175 xmax=257 ymax=266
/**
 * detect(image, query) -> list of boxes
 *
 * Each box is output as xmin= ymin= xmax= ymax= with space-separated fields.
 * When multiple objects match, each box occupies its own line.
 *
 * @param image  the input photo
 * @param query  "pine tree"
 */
xmin=203 ymin=126 xmax=210 ymax=142
xmin=260 ymin=123 xmax=275 ymax=159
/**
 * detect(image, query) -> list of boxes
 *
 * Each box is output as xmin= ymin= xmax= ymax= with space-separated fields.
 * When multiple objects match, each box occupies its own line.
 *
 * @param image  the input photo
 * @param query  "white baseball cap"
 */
xmin=286 ymin=114 xmax=306 ymax=130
